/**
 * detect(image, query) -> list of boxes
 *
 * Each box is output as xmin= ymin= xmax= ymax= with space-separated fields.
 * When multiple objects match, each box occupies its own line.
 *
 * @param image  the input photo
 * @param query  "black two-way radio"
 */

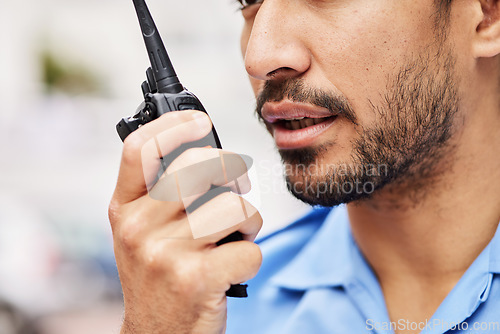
xmin=116 ymin=0 xmax=248 ymax=298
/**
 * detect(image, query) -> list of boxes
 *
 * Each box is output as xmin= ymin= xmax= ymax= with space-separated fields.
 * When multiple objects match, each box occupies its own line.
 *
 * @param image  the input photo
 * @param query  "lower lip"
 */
xmin=271 ymin=117 xmax=337 ymax=149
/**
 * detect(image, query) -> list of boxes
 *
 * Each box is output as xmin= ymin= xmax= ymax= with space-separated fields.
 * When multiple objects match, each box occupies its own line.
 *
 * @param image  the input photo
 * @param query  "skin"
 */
xmin=242 ymin=0 xmax=500 ymax=333
xmin=110 ymin=0 xmax=500 ymax=333
xmin=109 ymin=111 xmax=263 ymax=333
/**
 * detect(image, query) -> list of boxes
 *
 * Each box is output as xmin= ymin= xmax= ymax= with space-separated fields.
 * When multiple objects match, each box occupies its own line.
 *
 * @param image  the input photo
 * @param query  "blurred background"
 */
xmin=0 ymin=0 xmax=309 ymax=332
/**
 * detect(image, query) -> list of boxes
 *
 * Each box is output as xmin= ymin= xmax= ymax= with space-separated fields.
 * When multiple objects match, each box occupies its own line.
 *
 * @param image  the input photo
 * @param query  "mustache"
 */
xmin=255 ymin=78 xmax=358 ymax=125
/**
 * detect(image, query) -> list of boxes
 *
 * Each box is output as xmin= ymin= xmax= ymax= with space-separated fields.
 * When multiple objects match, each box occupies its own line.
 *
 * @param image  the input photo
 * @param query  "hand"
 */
xmin=108 ymin=110 xmax=263 ymax=334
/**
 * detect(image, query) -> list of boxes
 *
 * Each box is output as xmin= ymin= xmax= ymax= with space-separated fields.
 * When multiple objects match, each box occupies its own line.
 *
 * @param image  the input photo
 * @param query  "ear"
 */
xmin=473 ymin=0 xmax=500 ymax=58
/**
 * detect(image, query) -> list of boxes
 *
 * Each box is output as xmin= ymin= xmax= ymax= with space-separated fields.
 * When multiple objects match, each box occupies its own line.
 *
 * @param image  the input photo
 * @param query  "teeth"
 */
xmin=285 ymin=117 xmax=304 ymax=121
xmin=304 ymin=118 xmax=315 ymax=127
xmin=282 ymin=116 xmax=333 ymax=130
xmin=314 ymin=117 xmax=329 ymax=125
xmin=291 ymin=120 xmax=301 ymax=130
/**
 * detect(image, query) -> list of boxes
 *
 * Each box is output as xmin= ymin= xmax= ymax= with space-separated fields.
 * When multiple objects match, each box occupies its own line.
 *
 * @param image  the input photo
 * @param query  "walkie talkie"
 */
xmin=116 ymin=0 xmax=248 ymax=298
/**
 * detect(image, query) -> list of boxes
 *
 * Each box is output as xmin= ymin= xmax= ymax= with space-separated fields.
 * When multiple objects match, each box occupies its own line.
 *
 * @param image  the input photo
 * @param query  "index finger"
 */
xmin=113 ymin=110 xmax=213 ymax=204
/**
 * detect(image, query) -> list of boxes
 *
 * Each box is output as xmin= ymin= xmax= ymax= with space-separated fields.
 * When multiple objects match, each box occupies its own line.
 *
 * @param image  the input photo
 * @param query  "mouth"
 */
xmin=261 ymin=101 xmax=339 ymax=149
xmin=277 ymin=116 xmax=335 ymax=130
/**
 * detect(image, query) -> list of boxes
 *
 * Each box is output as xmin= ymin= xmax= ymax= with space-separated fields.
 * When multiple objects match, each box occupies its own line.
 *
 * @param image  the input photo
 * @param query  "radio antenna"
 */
xmin=132 ymin=0 xmax=183 ymax=94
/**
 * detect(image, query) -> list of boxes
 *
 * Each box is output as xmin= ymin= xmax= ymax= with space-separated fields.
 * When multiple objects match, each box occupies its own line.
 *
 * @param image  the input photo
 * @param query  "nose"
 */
xmin=243 ymin=1 xmax=311 ymax=82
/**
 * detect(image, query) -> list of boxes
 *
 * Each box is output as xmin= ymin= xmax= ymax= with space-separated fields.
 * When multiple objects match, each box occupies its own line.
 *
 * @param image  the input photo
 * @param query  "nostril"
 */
xmin=267 ymin=67 xmax=296 ymax=79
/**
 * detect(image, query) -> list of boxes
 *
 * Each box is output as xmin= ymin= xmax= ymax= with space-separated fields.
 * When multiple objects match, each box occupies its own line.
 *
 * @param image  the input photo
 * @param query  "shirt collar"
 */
xmin=422 ymin=221 xmax=500 ymax=333
xmin=270 ymin=205 xmax=500 ymax=291
xmin=270 ymin=205 xmax=355 ymax=290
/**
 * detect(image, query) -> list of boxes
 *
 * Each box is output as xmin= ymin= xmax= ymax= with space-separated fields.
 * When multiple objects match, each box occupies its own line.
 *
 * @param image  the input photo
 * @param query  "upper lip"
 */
xmin=261 ymin=100 xmax=336 ymax=124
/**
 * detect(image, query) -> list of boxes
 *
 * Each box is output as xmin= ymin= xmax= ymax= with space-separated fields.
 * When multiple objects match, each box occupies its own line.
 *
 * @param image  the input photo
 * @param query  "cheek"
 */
xmin=310 ymin=4 xmax=437 ymax=124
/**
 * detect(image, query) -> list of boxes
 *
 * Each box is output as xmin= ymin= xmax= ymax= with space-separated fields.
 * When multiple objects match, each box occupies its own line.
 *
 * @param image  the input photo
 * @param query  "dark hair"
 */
xmin=436 ymin=0 xmax=453 ymax=14
xmin=438 ymin=0 xmax=452 ymax=5
xmin=433 ymin=0 xmax=453 ymax=41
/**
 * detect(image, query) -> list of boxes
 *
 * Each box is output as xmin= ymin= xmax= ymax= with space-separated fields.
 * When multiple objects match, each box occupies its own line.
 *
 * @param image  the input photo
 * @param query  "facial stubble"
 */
xmin=256 ymin=45 xmax=460 ymax=207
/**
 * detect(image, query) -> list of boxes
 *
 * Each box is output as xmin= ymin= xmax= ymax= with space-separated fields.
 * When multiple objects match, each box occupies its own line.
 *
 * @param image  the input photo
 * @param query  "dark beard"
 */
xmin=255 ymin=47 xmax=460 ymax=207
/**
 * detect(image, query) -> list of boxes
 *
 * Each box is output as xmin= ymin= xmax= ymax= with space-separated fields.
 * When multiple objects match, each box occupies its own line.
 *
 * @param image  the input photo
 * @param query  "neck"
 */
xmin=348 ymin=179 xmax=500 ymax=281
xmin=347 ymin=98 xmax=500 ymax=323
xmin=348 ymin=65 xmax=500 ymax=283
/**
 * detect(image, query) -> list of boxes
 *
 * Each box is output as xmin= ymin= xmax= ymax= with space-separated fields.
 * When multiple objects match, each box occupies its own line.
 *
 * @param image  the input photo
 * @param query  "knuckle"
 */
xmin=242 ymin=196 xmax=257 ymax=211
xmin=255 ymin=209 xmax=263 ymax=222
xmin=179 ymin=147 xmax=204 ymax=163
xmin=117 ymin=219 xmax=143 ymax=251
xmin=168 ymin=257 xmax=204 ymax=295
xmin=169 ymin=148 xmax=214 ymax=174
xmin=218 ymin=192 xmax=244 ymax=211
xmin=234 ymin=176 xmax=252 ymax=194
xmin=142 ymin=243 xmax=167 ymax=273
xmin=165 ymin=110 xmax=191 ymax=122
xmin=223 ymin=152 xmax=248 ymax=174
xmin=141 ymin=241 xmax=202 ymax=290
xmin=244 ymin=242 xmax=263 ymax=275
xmin=229 ymin=153 xmax=247 ymax=172
xmin=246 ymin=242 xmax=263 ymax=264
xmin=141 ymin=239 xmax=183 ymax=276
xmin=108 ymin=199 xmax=121 ymax=227
xmin=171 ymin=258 xmax=196 ymax=281
xmin=253 ymin=211 xmax=264 ymax=230
xmin=122 ymin=132 xmax=147 ymax=166
xmin=161 ymin=110 xmax=201 ymax=129
xmin=242 ymin=198 xmax=260 ymax=222
xmin=254 ymin=208 xmax=263 ymax=222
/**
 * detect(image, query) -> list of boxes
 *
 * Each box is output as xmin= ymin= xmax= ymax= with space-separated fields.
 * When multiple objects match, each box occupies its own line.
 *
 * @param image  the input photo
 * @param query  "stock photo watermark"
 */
xmin=140 ymin=122 xmax=389 ymax=239
xmin=258 ymin=159 xmax=388 ymax=198
xmin=366 ymin=319 xmax=500 ymax=332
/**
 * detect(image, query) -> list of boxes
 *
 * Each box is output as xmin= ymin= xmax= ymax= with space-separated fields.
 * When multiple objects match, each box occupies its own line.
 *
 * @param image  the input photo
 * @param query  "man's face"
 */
xmin=239 ymin=0 xmax=463 ymax=206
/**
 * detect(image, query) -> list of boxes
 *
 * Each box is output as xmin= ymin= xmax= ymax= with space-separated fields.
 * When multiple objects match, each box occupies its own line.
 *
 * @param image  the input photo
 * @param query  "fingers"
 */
xmin=112 ymin=192 xmax=263 ymax=289
xmin=114 ymin=110 xmax=213 ymax=204
xmin=149 ymin=149 xmax=251 ymax=207
xmin=111 ymin=170 xmax=258 ymax=247
xmin=208 ymin=241 xmax=263 ymax=287
xmin=111 ymin=144 xmax=253 ymax=240
xmin=109 ymin=108 xmax=262 ymax=333
xmin=186 ymin=192 xmax=262 ymax=241
xmin=110 ymin=196 xmax=188 ymax=244
xmin=123 ymin=191 xmax=262 ymax=245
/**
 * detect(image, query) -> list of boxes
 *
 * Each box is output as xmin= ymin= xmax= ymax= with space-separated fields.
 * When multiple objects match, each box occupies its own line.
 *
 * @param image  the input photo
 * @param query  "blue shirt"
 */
xmin=227 ymin=205 xmax=500 ymax=334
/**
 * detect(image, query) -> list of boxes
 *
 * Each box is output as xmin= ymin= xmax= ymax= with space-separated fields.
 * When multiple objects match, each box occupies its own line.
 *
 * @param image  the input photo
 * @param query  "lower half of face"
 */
xmin=258 ymin=44 xmax=461 ymax=207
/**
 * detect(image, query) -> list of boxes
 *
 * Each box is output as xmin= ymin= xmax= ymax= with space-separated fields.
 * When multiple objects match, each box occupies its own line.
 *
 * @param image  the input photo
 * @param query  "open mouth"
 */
xmin=260 ymin=100 xmax=340 ymax=149
xmin=271 ymin=115 xmax=338 ymax=149
xmin=277 ymin=116 xmax=335 ymax=130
